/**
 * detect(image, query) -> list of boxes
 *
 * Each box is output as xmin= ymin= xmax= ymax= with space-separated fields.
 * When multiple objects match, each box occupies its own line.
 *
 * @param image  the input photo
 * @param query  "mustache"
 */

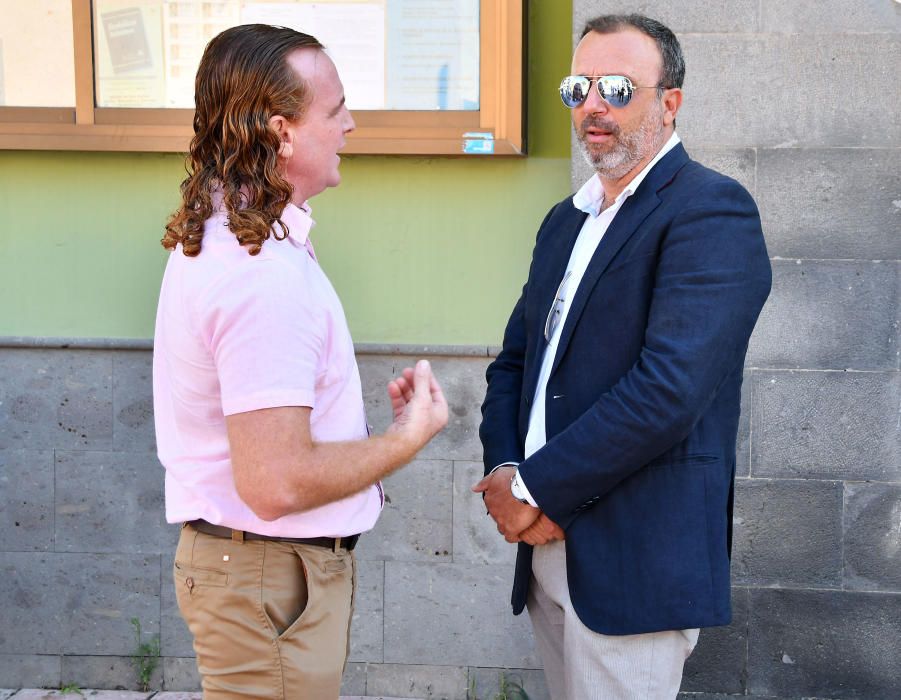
xmin=579 ymin=116 xmax=620 ymax=137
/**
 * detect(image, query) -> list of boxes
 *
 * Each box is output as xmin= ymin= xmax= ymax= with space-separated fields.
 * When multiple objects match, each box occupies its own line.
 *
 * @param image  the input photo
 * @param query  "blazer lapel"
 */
xmin=549 ymin=144 xmax=691 ymax=378
xmin=523 ymin=203 xmax=587 ymax=399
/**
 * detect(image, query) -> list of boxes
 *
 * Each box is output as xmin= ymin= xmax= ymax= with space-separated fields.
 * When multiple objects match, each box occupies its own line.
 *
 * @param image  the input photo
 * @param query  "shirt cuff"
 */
xmin=513 ymin=469 xmax=539 ymax=508
xmin=489 ymin=462 xmax=519 ymax=475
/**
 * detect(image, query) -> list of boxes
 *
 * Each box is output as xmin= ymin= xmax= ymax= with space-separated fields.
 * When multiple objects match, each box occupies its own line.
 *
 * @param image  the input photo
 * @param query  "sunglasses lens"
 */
xmin=598 ymin=76 xmax=634 ymax=108
xmin=560 ymin=76 xmax=590 ymax=107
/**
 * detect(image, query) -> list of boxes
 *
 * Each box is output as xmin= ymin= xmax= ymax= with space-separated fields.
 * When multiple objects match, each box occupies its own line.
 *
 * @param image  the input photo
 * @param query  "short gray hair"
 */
xmin=580 ymin=14 xmax=685 ymax=89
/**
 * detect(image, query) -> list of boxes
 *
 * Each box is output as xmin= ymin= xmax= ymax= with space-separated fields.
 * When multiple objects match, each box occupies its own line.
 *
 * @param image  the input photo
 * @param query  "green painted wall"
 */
xmin=0 ymin=2 xmax=572 ymax=345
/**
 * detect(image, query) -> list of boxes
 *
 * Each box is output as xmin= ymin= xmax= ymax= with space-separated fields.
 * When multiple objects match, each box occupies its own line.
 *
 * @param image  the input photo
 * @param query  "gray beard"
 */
xmin=577 ymin=105 xmax=665 ymax=180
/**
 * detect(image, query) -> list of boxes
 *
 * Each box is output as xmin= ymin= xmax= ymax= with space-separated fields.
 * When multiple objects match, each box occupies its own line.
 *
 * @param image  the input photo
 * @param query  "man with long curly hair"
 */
xmin=153 ymin=24 xmax=448 ymax=699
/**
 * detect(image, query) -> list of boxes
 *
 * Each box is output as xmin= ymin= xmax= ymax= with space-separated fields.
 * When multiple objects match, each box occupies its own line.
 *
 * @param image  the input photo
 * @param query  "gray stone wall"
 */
xmin=0 ymin=346 xmax=551 ymax=699
xmin=571 ymin=2 xmax=900 ymax=698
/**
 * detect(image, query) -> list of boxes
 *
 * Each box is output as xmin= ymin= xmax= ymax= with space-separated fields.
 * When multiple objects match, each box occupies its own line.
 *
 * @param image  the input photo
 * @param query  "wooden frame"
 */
xmin=0 ymin=0 xmax=525 ymax=155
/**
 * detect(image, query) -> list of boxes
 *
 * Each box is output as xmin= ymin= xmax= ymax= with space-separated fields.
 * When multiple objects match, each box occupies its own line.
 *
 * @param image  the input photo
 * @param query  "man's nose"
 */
xmin=344 ymin=108 xmax=356 ymax=133
xmin=582 ymin=81 xmax=609 ymax=114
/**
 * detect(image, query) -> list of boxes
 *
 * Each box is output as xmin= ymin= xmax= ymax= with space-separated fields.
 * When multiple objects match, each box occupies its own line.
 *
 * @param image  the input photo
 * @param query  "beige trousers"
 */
xmin=174 ymin=524 xmax=356 ymax=700
xmin=528 ymin=540 xmax=698 ymax=700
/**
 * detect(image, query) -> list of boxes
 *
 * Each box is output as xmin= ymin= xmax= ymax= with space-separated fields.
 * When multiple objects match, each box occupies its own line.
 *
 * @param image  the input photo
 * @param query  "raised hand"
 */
xmin=386 ymin=359 xmax=448 ymax=454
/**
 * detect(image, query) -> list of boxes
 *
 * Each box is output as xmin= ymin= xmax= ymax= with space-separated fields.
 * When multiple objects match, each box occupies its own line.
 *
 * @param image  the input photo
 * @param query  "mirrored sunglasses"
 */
xmin=559 ymin=75 xmax=661 ymax=108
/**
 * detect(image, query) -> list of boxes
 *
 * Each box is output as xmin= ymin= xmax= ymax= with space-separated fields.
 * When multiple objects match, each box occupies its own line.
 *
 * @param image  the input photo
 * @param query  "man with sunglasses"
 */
xmin=476 ymin=14 xmax=771 ymax=699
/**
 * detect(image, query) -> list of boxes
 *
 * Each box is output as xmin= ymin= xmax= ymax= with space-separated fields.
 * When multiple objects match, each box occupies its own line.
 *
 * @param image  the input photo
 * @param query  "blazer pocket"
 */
xmin=603 ymin=250 xmax=658 ymax=277
xmin=646 ymin=454 xmax=719 ymax=469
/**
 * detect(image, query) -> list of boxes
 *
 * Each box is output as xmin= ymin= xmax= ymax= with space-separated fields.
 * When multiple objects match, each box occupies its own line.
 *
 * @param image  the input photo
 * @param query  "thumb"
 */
xmin=472 ymin=475 xmax=490 ymax=492
xmin=412 ymin=359 xmax=431 ymax=397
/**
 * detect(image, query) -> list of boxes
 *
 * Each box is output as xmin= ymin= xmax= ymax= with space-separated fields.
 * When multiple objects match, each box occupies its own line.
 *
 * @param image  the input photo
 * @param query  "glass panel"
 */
xmin=93 ymin=0 xmax=479 ymax=110
xmin=0 ymin=0 xmax=75 ymax=107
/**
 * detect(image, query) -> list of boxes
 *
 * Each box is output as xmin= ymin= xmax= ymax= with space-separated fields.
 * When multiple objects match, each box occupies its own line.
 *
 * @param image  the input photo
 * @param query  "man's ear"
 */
xmin=268 ymin=114 xmax=292 ymax=159
xmin=662 ymin=88 xmax=683 ymax=127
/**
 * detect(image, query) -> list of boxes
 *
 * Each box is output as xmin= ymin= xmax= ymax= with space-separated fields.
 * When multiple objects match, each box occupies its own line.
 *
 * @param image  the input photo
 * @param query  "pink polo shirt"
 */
xmin=153 ymin=200 xmax=382 ymax=538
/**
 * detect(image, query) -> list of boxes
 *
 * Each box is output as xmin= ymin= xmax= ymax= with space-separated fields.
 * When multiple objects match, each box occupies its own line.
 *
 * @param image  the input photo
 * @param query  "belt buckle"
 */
xmin=231 ymin=529 xmax=245 ymax=543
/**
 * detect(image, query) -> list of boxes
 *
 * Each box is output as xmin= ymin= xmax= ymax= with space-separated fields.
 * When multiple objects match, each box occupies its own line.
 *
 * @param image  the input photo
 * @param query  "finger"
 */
xmin=393 ymin=375 xmax=414 ymax=403
xmin=387 ymin=380 xmax=406 ymax=415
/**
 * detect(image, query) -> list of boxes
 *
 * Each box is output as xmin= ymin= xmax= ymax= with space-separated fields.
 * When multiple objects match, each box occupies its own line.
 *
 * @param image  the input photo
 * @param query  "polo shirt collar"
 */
xmin=280 ymin=201 xmax=316 ymax=247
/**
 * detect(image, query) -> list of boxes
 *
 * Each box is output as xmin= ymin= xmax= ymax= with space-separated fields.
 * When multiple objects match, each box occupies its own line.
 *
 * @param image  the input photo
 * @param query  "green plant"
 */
xmin=59 ymin=683 xmax=82 ymax=695
xmin=469 ymin=671 xmax=530 ymax=700
xmin=494 ymin=672 xmax=529 ymax=700
xmin=130 ymin=617 xmax=161 ymax=692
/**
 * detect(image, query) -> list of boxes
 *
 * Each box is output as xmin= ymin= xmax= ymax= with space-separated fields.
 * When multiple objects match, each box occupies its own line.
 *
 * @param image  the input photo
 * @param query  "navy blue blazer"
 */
xmin=479 ymin=143 xmax=772 ymax=635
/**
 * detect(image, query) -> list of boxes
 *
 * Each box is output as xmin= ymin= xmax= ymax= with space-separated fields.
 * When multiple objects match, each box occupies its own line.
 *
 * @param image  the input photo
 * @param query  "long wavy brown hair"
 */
xmin=163 ymin=24 xmax=323 ymax=256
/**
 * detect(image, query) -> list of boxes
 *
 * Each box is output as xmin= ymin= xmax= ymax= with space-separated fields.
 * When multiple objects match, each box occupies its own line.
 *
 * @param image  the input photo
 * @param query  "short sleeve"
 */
xmin=201 ymin=258 xmax=324 ymax=416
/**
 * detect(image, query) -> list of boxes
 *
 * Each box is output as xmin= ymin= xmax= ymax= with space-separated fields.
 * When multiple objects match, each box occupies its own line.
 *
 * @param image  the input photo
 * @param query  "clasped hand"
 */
xmin=472 ymin=467 xmax=564 ymax=545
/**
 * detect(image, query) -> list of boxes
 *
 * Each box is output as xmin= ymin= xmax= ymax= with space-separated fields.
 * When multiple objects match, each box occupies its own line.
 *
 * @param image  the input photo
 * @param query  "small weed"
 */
xmin=130 ymin=617 xmax=161 ymax=692
xmin=469 ymin=671 xmax=530 ymax=700
xmin=59 ymin=683 xmax=83 ymax=695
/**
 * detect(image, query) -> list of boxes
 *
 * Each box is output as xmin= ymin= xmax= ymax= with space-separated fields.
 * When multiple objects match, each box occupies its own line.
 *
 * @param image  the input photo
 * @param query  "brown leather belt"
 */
xmin=186 ymin=519 xmax=359 ymax=551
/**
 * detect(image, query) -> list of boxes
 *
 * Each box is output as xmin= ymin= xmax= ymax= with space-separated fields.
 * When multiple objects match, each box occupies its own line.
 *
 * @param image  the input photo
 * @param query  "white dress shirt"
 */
xmin=514 ymin=132 xmax=682 ymax=506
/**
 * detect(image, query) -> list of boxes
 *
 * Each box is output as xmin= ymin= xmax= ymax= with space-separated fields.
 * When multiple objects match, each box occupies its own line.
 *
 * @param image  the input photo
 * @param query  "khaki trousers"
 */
xmin=174 ymin=524 xmax=356 ymax=700
xmin=528 ymin=540 xmax=698 ymax=700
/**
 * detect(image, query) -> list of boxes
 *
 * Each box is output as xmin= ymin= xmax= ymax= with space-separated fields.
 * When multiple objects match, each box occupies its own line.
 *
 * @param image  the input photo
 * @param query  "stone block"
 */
xmin=760 ymin=0 xmax=901 ymax=33
xmin=54 ymin=451 xmax=167 ymax=554
xmin=60 ymin=655 xmax=162 ymax=693
xmin=12 ymin=692 xmax=151 ymax=699
xmin=678 ymin=35 xmax=900 ymax=148
xmin=732 ymin=479 xmax=843 ymax=587
xmin=160 ymin=552 xmax=194 ymax=659
xmin=358 ymin=355 xmax=490 ymax=462
xmin=383 ymin=562 xmax=538 ymax=668
xmin=748 ymin=588 xmax=901 ymax=699
xmin=468 ymin=667 xmax=550 ymax=700
xmin=685 ymin=148 xmax=757 ymax=198
xmin=844 ymin=482 xmax=901 ymax=592
xmin=356 ymin=459 xmax=453 ymax=562
xmin=366 ymin=663 xmax=468 ymax=699
xmin=0 ymin=552 xmax=160 ymax=655
xmin=161 ymin=657 xmax=200 ymax=693
xmin=451 ymin=461 xmax=517 ymax=566
xmin=735 ymin=375 xmax=751 ymax=478
xmin=0 ymin=654 xmax=60 ymax=689
xmin=681 ymin=588 xmax=749 ymax=694
xmin=571 ymin=145 xmax=756 ymax=200
xmin=751 ymin=371 xmax=900 ymax=481
xmin=341 ymin=662 xmax=367 ymax=696
xmin=113 ymin=352 xmax=156 ymax=452
xmin=677 ymin=695 xmax=771 ymax=700
xmin=747 ymin=261 xmax=899 ymax=371
xmin=154 ymin=693 xmax=201 ymax=700
xmin=349 ymin=560 xmax=384 ymax=663
xmin=0 ymin=691 xmax=14 ymax=700
xmin=573 ymin=0 xmax=759 ymax=36
xmin=0 ymin=349 xmax=113 ymax=450
xmin=756 ymin=149 xmax=901 ymax=260
xmin=0 ymin=450 xmax=53 ymax=551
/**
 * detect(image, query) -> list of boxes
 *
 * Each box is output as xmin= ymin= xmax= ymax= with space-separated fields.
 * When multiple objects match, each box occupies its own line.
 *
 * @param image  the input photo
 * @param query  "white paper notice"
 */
xmin=386 ymin=0 xmax=479 ymax=110
xmin=241 ymin=2 xmax=387 ymax=109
